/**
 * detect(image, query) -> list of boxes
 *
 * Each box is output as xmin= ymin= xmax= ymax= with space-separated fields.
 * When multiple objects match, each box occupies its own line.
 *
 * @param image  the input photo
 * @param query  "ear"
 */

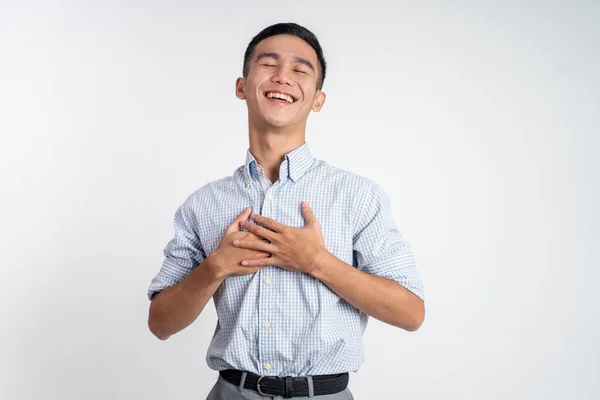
xmin=312 ymin=91 xmax=326 ymax=112
xmin=235 ymin=77 xmax=246 ymax=100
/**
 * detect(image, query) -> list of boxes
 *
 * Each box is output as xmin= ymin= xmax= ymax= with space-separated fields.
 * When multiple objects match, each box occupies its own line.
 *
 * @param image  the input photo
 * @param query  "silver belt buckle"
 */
xmin=256 ymin=375 xmax=269 ymax=397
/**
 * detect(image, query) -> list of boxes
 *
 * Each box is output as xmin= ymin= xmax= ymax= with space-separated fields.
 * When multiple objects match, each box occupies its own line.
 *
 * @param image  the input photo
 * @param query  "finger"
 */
xmin=240 ymin=257 xmax=278 ymax=268
xmin=225 ymin=206 xmax=252 ymax=234
xmin=250 ymin=213 xmax=286 ymax=233
xmin=241 ymin=220 xmax=276 ymax=241
xmin=301 ymin=201 xmax=317 ymax=225
xmin=251 ymin=251 xmax=272 ymax=259
xmin=233 ymin=239 xmax=272 ymax=253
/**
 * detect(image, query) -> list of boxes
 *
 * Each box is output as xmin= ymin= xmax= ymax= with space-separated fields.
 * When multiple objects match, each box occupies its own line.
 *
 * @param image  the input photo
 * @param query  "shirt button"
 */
xmin=256 ymin=166 xmax=262 ymax=173
xmin=264 ymin=322 xmax=271 ymax=329
xmin=264 ymin=278 xmax=272 ymax=285
xmin=246 ymin=179 xmax=250 ymax=184
xmin=291 ymin=175 xmax=297 ymax=180
xmin=264 ymin=363 xmax=272 ymax=371
xmin=267 ymin=193 xmax=274 ymax=200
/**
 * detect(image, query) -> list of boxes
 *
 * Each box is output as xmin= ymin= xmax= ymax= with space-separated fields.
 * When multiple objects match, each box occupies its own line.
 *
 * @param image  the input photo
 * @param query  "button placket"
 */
xmin=258 ymin=182 xmax=279 ymax=374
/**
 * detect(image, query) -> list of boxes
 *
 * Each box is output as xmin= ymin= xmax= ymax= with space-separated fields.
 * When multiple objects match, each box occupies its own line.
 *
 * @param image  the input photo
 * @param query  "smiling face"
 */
xmin=236 ymin=34 xmax=326 ymax=130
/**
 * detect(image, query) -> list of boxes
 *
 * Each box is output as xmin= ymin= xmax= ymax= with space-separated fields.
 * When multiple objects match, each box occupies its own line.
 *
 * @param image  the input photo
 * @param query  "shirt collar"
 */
xmin=244 ymin=142 xmax=315 ymax=187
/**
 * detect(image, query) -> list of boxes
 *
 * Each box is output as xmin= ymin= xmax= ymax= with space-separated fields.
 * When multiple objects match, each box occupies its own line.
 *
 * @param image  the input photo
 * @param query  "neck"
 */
xmin=247 ymin=118 xmax=306 ymax=184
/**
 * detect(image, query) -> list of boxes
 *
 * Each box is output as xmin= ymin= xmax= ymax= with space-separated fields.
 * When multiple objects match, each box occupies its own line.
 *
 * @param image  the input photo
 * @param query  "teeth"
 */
xmin=266 ymin=92 xmax=294 ymax=103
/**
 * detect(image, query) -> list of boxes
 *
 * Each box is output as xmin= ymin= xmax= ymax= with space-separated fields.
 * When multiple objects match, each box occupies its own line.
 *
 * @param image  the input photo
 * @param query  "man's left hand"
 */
xmin=234 ymin=201 xmax=329 ymax=275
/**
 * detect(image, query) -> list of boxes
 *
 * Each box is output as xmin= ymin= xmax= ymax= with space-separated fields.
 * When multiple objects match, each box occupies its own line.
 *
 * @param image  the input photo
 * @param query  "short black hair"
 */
xmin=242 ymin=22 xmax=327 ymax=90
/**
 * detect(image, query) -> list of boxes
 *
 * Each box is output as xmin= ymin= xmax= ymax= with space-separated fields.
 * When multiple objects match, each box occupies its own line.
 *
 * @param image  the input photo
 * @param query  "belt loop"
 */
xmin=285 ymin=376 xmax=292 ymax=398
xmin=237 ymin=372 xmax=247 ymax=393
xmin=307 ymin=376 xmax=314 ymax=398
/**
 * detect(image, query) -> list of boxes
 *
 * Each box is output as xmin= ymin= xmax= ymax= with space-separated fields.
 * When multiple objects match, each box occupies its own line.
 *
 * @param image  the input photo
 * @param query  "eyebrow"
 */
xmin=254 ymin=52 xmax=315 ymax=72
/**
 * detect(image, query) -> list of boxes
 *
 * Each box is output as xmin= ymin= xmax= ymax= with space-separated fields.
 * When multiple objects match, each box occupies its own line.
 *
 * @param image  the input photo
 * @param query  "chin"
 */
xmin=268 ymin=118 xmax=292 ymax=127
xmin=261 ymin=114 xmax=295 ymax=128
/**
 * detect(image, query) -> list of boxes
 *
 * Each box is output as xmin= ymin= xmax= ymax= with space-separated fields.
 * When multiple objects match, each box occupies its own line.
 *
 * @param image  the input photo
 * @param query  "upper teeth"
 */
xmin=266 ymin=92 xmax=294 ymax=103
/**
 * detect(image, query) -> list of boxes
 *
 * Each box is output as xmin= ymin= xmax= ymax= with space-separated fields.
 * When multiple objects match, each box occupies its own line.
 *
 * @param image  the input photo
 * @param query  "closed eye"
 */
xmin=262 ymin=64 xmax=276 ymax=67
xmin=294 ymin=70 xmax=307 ymax=74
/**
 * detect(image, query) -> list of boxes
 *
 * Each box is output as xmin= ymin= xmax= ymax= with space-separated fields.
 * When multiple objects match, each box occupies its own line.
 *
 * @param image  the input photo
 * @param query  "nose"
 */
xmin=270 ymin=65 xmax=294 ymax=86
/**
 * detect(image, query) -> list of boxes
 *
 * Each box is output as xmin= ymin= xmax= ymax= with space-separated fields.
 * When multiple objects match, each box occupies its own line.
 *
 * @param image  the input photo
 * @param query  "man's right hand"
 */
xmin=208 ymin=207 xmax=272 ymax=277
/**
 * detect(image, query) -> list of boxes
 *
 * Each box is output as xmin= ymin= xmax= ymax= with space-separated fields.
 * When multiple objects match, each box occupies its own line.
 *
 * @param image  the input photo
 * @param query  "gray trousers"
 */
xmin=206 ymin=374 xmax=355 ymax=400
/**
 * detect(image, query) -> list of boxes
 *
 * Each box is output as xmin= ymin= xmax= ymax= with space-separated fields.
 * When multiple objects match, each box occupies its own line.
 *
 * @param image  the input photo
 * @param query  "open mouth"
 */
xmin=264 ymin=91 xmax=297 ymax=104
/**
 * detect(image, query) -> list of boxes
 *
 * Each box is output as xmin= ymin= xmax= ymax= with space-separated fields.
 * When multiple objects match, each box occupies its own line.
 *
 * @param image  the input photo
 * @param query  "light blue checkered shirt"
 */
xmin=148 ymin=142 xmax=424 ymax=376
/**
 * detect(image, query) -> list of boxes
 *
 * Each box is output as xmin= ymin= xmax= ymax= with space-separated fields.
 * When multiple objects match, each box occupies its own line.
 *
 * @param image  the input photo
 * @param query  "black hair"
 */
xmin=242 ymin=22 xmax=327 ymax=90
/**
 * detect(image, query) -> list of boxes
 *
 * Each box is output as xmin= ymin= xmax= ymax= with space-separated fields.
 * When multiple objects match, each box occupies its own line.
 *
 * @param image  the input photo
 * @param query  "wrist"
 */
xmin=309 ymin=249 xmax=333 ymax=279
xmin=205 ymin=252 xmax=228 ymax=280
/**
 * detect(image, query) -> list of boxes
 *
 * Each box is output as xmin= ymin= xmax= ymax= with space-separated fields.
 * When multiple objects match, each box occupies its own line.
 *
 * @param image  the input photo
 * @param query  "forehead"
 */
xmin=252 ymin=34 xmax=318 ymax=63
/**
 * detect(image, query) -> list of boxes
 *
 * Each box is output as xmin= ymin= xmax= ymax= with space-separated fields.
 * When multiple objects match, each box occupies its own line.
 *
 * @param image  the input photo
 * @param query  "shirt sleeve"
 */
xmin=352 ymin=183 xmax=425 ymax=301
xmin=147 ymin=194 xmax=206 ymax=301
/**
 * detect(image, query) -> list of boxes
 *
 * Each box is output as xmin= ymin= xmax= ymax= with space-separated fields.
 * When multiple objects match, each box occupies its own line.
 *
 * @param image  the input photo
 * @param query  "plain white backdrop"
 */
xmin=1 ymin=1 xmax=598 ymax=399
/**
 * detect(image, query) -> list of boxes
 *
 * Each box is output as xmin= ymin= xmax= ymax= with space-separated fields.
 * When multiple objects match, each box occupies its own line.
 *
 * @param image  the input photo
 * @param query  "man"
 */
xmin=147 ymin=22 xmax=425 ymax=399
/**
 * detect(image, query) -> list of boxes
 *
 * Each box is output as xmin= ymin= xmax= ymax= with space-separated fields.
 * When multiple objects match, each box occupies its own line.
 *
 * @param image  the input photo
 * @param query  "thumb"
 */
xmin=225 ymin=206 xmax=252 ymax=233
xmin=301 ymin=201 xmax=317 ymax=226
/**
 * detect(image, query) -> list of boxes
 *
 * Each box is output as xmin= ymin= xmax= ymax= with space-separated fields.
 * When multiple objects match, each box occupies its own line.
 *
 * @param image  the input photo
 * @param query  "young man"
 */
xmin=147 ymin=22 xmax=425 ymax=399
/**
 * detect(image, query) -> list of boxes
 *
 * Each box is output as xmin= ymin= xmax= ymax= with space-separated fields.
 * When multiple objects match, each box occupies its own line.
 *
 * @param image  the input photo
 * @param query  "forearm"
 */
xmin=311 ymin=252 xmax=425 ymax=331
xmin=148 ymin=254 xmax=224 ymax=340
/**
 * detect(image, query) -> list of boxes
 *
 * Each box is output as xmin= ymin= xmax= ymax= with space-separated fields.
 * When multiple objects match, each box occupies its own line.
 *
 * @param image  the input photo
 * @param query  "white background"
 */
xmin=1 ymin=1 xmax=598 ymax=399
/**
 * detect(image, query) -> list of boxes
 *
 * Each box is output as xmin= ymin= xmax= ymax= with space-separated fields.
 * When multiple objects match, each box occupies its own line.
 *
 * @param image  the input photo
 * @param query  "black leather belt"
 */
xmin=219 ymin=369 xmax=349 ymax=398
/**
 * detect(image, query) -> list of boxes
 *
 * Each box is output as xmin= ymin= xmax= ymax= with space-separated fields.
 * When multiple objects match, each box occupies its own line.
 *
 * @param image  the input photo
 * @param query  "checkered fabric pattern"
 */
xmin=147 ymin=142 xmax=424 ymax=376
